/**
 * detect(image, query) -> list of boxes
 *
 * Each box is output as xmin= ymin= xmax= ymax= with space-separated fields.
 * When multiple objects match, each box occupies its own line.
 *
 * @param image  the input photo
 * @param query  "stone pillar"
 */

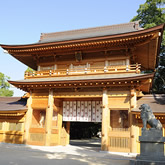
xmin=45 ymin=89 xmax=54 ymax=146
xmin=101 ymin=88 xmax=110 ymax=151
xmin=130 ymin=129 xmax=165 ymax=164
xmin=24 ymin=90 xmax=33 ymax=144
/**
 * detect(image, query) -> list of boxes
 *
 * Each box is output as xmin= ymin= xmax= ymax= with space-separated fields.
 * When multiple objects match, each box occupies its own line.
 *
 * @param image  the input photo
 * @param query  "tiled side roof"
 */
xmin=0 ymin=97 xmax=27 ymax=111
xmin=39 ymin=21 xmax=143 ymax=43
xmin=132 ymin=94 xmax=165 ymax=113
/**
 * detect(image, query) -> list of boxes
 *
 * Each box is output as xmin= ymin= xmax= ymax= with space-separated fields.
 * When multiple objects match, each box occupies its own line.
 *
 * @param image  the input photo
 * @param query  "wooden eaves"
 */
xmin=8 ymin=73 xmax=154 ymax=92
xmin=1 ymin=24 xmax=164 ymax=70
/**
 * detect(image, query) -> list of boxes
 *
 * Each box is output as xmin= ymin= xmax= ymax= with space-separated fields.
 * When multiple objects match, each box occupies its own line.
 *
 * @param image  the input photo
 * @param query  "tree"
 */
xmin=0 ymin=72 xmax=13 ymax=96
xmin=131 ymin=0 xmax=165 ymax=93
xmin=25 ymin=67 xmax=34 ymax=73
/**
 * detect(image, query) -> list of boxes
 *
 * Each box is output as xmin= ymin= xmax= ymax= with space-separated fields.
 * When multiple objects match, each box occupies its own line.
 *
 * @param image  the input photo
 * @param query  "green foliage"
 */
xmin=0 ymin=72 xmax=13 ymax=96
xmin=25 ymin=67 xmax=34 ymax=72
xmin=131 ymin=0 xmax=165 ymax=28
xmin=131 ymin=0 xmax=165 ymax=51
xmin=131 ymin=0 xmax=165 ymax=93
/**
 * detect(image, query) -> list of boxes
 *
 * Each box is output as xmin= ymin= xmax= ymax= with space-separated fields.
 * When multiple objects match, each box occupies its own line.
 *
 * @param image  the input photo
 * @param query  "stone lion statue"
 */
xmin=139 ymin=104 xmax=162 ymax=130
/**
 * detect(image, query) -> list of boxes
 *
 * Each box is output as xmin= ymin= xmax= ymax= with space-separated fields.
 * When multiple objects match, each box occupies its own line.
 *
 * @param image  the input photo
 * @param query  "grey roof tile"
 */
xmin=16 ymin=73 xmax=147 ymax=83
xmin=0 ymin=97 xmax=27 ymax=111
xmin=39 ymin=21 xmax=143 ymax=43
xmin=132 ymin=94 xmax=165 ymax=113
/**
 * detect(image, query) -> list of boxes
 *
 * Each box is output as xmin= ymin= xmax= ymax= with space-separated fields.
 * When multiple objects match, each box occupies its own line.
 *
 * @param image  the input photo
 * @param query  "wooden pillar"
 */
xmin=58 ymin=104 xmax=63 ymax=145
xmin=130 ymin=88 xmax=137 ymax=153
xmin=2 ymin=122 xmax=8 ymax=142
xmin=37 ymin=65 xmax=41 ymax=71
xmin=66 ymin=122 xmax=70 ymax=145
xmin=24 ymin=90 xmax=33 ymax=144
xmin=130 ymin=88 xmax=137 ymax=109
xmin=45 ymin=89 xmax=54 ymax=146
xmin=101 ymin=88 xmax=110 ymax=151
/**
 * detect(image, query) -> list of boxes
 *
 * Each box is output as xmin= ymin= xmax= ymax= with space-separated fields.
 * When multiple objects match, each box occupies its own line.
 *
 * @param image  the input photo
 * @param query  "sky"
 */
xmin=0 ymin=0 xmax=145 ymax=96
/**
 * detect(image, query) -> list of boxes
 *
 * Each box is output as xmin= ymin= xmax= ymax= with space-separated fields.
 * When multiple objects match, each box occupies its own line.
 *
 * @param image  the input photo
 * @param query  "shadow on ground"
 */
xmin=0 ymin=140 xmax=132 ymax=165
xmin=70 ymin=138 xmax=101 ymax=151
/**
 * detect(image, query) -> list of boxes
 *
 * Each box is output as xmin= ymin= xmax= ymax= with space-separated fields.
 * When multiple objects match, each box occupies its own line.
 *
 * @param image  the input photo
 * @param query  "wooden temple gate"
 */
xmin=1 ymin=22 xmax=164 ymax=153
xmin=58 ymin=90 xmax=132 ymax=152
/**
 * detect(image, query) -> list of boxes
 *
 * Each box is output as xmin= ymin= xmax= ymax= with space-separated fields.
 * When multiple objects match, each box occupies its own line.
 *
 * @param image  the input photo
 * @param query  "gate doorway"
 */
xmin=62 ymin=99 xmax=102 ymax=149
xmin=69 ymin=122 xmax=101 ymax=151
xmin=70 ymin=122 xmax=101 ymax=139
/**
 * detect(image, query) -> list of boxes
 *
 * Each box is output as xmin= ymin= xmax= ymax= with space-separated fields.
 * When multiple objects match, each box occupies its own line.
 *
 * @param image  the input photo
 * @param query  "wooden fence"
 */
xmin=108 ymin=129 xmax=130 ymax=152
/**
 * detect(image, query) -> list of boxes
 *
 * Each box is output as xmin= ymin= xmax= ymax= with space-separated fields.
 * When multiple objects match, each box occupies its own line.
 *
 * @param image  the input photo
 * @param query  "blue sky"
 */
xmin=0 ymin=0 xmax=145 ymax=96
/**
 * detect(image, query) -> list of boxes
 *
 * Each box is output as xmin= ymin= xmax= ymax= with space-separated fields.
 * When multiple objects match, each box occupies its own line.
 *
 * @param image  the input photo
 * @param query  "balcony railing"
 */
xmin=24 ymin=64 xmax=141 ymax=79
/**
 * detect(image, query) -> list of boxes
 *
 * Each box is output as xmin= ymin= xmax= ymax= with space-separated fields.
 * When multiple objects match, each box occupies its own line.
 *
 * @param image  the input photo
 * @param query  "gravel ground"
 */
xmin=0 ymin=140 xmax=136 ymax=165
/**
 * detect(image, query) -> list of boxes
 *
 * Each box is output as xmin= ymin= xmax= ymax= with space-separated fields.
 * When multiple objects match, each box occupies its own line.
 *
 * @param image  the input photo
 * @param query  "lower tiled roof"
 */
xmin=14 ymin=73 xmax=151 ymax=83
xmin=0 ymin=97 xmax=27 ymax=111
xmin=132 ymin=94 xmax=165 ymax=113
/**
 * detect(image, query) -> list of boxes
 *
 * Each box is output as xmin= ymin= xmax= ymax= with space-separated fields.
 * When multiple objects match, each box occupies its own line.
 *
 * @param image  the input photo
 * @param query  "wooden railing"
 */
xmin=24 ymin=64 xmax=141 ymax=79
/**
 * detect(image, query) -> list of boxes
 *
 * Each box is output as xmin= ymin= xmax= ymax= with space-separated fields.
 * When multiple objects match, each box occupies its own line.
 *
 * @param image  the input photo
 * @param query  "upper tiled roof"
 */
xmin=39 ymin=21 xmax=143 ymax=43
xmin=0 ymin=97 xmax=27 ymax=111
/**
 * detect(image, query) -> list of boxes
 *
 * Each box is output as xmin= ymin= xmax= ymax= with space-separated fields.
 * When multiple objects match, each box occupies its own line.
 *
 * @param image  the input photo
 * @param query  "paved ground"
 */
xmin=0 ymin=139 xmax=136 ymax=165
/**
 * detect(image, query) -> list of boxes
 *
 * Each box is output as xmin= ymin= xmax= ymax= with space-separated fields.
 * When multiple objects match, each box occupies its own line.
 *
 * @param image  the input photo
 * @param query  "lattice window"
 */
xmin=41 ymin=65 xmax=54 ymax=71
xmin=9 ymin=123 xmax=16 ymax=131
xmin=8 ymin=123 xmax=22 ymax=131
xmin=16 ymin=123 xmax=22 ymax=131
xmin=30 ymin=133 xmax=45 ymax=142
xmin=109 ymin=60 xmax=126 ymax=66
